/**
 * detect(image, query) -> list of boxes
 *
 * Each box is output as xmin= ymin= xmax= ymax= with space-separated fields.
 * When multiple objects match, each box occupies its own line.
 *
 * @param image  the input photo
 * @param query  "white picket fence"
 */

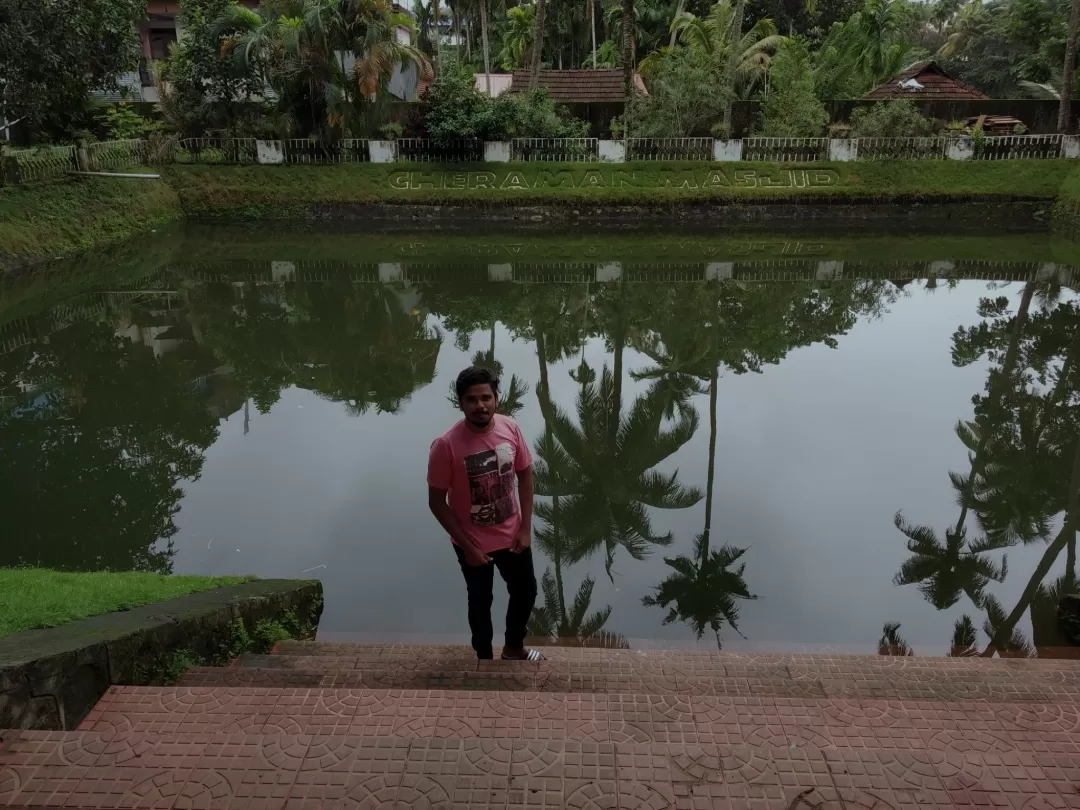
xmin=626 ymin=137 xmax=714 ymax=161
xmin=743 ymin=137 xmax=830 ymax=162
xmin=175 ymin=138 xmax=259 ymax=164
xmin=6 ymin=133 xmax=1080 ymax=184
xmin=856 ymin=137 xmax=949 ymax=161
xmin=511 ymin=138 xmax=599 ymax=162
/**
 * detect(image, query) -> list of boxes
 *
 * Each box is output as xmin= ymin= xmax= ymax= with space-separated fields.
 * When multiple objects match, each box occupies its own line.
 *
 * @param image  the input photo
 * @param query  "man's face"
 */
xmin=460 ymin=383 xmax=498 ymax=428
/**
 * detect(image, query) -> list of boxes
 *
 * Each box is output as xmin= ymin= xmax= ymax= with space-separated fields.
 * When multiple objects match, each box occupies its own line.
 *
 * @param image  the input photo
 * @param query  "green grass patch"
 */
xmin=0 ymin=175 xmax=182 ymax=273
xmin=0 ymin=569 xmax=255 ymax=637
xmin=162 ymin=160 xmax=1072 ymax=217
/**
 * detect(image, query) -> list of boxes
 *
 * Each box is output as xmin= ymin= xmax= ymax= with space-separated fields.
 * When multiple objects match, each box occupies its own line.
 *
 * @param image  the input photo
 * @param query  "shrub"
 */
xmin=423 ymin=61 xmax=516 ymax=144
xmin=627 ymin=49 xmax=727 ymax=137
xmin=758 ymin=41 xmax=828 ymax=138
xmin=849 ymin=101 xmax=934 ymax=139
xmin=379 ymin=122 xmax=404 ymax=139
xmin=510 ymin=89 xmax=589 ymax=139
xmin=101 ymin=104 xmax=150 ymax=140
xmin=711 ymin=122 xmax=733 ymax=139
xmin=423 ymin=59 xmax=587 ymax=144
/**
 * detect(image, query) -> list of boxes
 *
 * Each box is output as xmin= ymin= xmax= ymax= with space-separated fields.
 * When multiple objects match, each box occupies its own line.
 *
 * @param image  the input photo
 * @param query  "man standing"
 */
xmin=428 ymin=366 xmax=542 ymax=661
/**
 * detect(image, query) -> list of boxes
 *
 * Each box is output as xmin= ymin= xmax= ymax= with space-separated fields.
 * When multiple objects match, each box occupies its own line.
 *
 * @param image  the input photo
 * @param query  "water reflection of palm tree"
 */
xmin=893 ymin=283 xmax=1080 ymax=657
xmin=878 ymin=622 xmax=914 ymax=656
xmin=527 ymin=430 xmax=629 ymax=648
xmin=541 ymin=367 xmax=703 ymax=577
xmin=892 ymin=284 xmax=1036 ymax=611
xmin=891 ymin=512 xmax=1009 ymax=610
xmin=642 ymin=364 xmax=756 ymax=649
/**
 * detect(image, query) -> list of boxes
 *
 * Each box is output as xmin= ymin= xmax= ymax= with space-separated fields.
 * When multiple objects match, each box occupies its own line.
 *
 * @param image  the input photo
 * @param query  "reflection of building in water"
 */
xmin=167 ymin=259 xmax=1080 ymax=286
xmin=1 ymin=287 xmax=247 ymax=425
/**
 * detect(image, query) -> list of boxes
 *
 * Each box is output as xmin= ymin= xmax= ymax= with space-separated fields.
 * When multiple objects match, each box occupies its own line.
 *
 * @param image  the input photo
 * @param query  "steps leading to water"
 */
xmin=2 ymin=642 xmax=1079 ymax=808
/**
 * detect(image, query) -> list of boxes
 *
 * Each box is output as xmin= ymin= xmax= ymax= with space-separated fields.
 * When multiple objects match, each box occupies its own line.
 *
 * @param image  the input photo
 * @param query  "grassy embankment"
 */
xmin=162 ymin=160 xmax=1071 ymax=218
xmin=0 ymin=175 xmax=182 ymax=273
xmin=1053 ymin=164 xmax=1080 ymax=232
xmin=0 ymin=569 xmax=253 ymax=637
xmin=0 ymin=159 xmax=1075 ymax=273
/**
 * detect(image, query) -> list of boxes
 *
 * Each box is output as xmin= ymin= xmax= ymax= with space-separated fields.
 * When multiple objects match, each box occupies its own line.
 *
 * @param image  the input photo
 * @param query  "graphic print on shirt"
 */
xmin=464 ymin=442 xmax=517 ymax=527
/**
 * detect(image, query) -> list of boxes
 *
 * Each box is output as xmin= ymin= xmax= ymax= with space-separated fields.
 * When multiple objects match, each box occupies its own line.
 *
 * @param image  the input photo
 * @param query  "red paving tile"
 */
xmin=4 ymin=731 xmax=1080 ymax=808
xmin=7 ymin=645 xmax=1080 ymax=808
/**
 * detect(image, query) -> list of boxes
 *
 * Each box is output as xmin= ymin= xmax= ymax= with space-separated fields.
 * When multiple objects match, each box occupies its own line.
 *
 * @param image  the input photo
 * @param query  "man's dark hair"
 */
xmin=456 ymin=366 xmax=500 ymax=401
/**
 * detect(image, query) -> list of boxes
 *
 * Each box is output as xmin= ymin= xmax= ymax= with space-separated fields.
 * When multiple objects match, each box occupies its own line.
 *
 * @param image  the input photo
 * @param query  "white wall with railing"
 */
xmin=6 ymin=133 xmax=1080 ymax=184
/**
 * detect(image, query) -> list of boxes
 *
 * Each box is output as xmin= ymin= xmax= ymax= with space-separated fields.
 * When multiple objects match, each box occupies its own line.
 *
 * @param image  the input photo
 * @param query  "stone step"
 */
xmin=272 ymin=641 xmax=1080 ymax=671
xmin=195 ymin=655 xmax=1080 ymax=702
xmin=75 ymin=686 xmax=1080 ymax=754
xmin=0 ymin=729 xmax=1074 ymax=809
xmin=254 ymin=646 xmax=1080 ymax=703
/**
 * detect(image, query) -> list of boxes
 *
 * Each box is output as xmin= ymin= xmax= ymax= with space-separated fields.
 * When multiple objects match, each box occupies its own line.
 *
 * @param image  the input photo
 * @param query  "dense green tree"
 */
xmin=499 ymin=5 xmax=537 ymax=68
xmin=0 ymin=318 xmax=218 ymax=572
xmin=0 ymin=0 xmax=146 ymax=140
xmin=758 ymin=39 xmax=828 ymax=135
xmin=159 ymin=0 xmax=267 ymax=139
xmin=222 ymin=0 xmax=429 ymax=138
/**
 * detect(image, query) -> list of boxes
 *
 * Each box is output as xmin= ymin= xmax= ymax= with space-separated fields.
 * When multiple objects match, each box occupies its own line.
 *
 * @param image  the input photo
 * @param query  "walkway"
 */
xmin=1 ymin=643 xmax=1078 ymax=808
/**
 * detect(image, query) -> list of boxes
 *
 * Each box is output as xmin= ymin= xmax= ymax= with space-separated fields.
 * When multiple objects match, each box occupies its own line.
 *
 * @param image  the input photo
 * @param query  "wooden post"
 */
xmin=75 ymin=139 xmax=90 ymax=172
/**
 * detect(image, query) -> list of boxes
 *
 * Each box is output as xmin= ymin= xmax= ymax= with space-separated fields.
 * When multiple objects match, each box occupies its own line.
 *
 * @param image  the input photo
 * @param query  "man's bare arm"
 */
xmin=428 ymin=486 xmax=490 ymax=563
xmin=512 ymin=465 xmax=534 ymax=552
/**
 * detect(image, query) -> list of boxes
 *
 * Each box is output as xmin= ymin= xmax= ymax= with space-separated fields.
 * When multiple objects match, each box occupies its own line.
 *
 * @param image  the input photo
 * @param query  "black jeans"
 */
xmin=453 ymin=544 xmax=538 ymax=659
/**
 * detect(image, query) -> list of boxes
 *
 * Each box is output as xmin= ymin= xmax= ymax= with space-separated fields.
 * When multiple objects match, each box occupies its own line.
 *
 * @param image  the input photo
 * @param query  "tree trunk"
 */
xmin=1059 ymin=0 xmax=1080 ymax=133
xmin=553 ymin=499 xmax=567 ymax=624
xmin=701 ymin=366 xmax=718 ymax=560
xmin=434 ymin=0 xmax=442 ymax=76
xmin=621 ymin=0 xmax=634 ymax=94
xmin=590 ymin=0 xmax=597 ymax=67
xmin=536 ymin=330 xmax=554 ymax=424
xmin=480 ymin=0 xmax=491 ymax=94
xmin=721 ymin=0 xmax=747 ymax=127
xmin=982 ymin=429 xmax=1080 ymax=656
xmin=669 ymin=0 xmax=685 ymax=49
xmin=530 ymin=0 xmax=546 ymax=87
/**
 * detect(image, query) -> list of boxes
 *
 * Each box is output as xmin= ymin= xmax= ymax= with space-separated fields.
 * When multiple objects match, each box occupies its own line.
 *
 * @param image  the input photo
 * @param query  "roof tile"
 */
xmin=863 ymin=60 xmax=988 ymax=101
xmin=508 ymin=69 xmax=645 ymax=102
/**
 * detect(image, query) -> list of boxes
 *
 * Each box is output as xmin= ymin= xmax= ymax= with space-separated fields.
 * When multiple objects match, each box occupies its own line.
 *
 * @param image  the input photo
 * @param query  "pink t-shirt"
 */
xmin=427 ymin=415 xmax=533 ymax=554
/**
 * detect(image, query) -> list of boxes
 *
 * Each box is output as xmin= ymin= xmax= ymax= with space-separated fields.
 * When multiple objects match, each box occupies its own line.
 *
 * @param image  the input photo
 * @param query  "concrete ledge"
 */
xmin=0 ymin=579 xmax=323 ymax=730
xmin=297 ymin=200 xmax=1051 ymax=229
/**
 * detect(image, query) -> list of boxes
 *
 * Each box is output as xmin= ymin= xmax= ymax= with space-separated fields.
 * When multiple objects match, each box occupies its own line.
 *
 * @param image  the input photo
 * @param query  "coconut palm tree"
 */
xmin=1060 ymin=0 xmax=1080 ymax=132
xmin=640 ymin=1 xmax=785 ymax=100
xmin=622 ymin=0 xmax=636 ymax=92
xmin=878 ymin=622 xmax=914 ymax=656
xmin=949 ymin=614 xmax=979 ymax=656
xmin=641 ymin=343 xmax=756 ymax=649
xmin=528 ymin=413 xmax=630 ymax=649
xmin=499 ymin=4 xmax=536 ymax=69
xmin=542 ymin=367 xmax=703 ymax=578
xmin=892 ymin=512 xmax=1009 ymax=610
xmin=529 ymin=0 xmax=547 ymax=86
xmin=529 ymin=568 xmax=630 ymax=647
xmin=846 ymin=0 xmax=917 ymax=87
xmin=720 ymin=0 xmax=747 ymax=126
xmin=644 ymin=538 xmax=756 ymax=648
xmin=222 ymin=0 xmax=430 ymax=137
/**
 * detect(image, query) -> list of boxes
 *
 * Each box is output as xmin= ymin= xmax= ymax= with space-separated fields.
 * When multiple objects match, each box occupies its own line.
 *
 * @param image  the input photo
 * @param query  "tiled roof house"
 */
xmin=863 ymin=60 xmax=989 ymax=101
xmin=508 ymin=69 xmax=647 ymax=102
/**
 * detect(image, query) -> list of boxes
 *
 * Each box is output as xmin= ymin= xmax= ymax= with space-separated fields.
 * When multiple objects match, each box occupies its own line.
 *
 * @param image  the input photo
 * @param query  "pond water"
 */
xmin=2 ymin=224 xmax=1079 ymax=657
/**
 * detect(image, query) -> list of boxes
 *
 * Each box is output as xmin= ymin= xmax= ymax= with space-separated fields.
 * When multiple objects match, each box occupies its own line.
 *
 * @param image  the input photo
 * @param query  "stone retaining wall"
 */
xmin=0 ymin=579 xmax=323 ymax=730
